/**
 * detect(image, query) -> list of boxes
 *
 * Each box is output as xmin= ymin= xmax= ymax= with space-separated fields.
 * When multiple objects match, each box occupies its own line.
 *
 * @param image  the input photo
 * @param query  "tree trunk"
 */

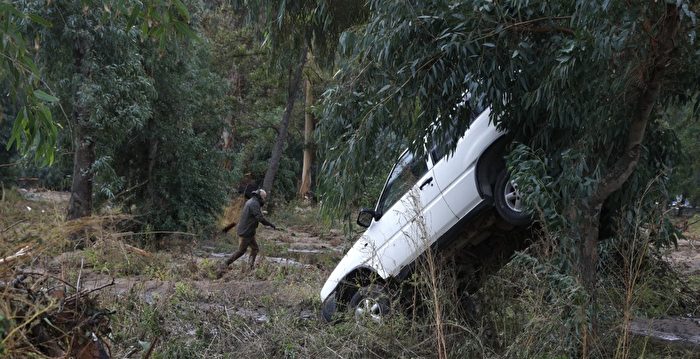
xmin=67 ymin=125 xmax=95 ymax=220
xmin=262 ymin=49 xmax=308 ymax=194
xmin=578 ymin=206 xmax=602 ymax=292
xmin=579 ymin=3 xmax=680 ymax=290
xmin=147 ymin=131 xmax=159 ymax=207
xmin=298 ymin=73 xmax=315 ymax=198
xmin=67 ymin=39 xmax=94 ymax=220
xmin=575 ymin=4 xmax=680 ymax=351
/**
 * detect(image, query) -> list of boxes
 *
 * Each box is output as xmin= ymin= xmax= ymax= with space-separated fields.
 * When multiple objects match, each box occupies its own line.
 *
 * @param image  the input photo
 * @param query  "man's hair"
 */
xmin=253 ymin=189 xmax=267 ymax=200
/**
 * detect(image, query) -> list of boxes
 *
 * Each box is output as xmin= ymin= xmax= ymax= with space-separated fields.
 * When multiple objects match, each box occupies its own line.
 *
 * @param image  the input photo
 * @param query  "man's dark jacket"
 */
xmin=236 ymin=195 xmax=273 ymax=238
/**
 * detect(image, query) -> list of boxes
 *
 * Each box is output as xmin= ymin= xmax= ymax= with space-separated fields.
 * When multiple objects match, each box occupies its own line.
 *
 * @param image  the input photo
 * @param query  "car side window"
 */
xmin=430 ymin=95 xmax=487 ymax=162
xmin=377 ymin=152 xmax=428 ymax=213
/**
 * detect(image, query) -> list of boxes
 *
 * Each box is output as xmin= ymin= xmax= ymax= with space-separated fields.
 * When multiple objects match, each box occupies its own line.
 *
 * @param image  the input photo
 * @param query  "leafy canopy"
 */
xmin=320 ymin=0 xmax=698 ymax=220
xmin=1 ymin=0 xmax=195 ymax=164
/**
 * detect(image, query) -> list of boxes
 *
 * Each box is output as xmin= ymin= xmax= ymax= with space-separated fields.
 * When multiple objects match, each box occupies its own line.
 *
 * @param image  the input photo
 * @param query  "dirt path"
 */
xmin=629 ymin=229 xmax=700 ymax=349
xmin=65 ymin=224 xmax=346 ymax=325
xmin=665 ymin=238 xmax=700 ymax=275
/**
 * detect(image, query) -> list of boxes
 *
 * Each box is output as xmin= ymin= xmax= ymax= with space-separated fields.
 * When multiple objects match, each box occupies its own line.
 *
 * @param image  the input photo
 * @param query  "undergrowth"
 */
xmin=2 ymin=187 xmax=698 ymax=358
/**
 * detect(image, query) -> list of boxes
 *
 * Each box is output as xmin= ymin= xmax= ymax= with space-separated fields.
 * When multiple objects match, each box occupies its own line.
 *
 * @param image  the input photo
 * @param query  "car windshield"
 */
xmin=377 ymin=152 xmax=428 ymax=213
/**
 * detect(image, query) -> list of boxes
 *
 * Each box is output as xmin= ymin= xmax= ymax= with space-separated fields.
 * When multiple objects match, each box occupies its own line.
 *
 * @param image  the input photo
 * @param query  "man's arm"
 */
xmin=250 ymin=201 xmax=275 ymax=228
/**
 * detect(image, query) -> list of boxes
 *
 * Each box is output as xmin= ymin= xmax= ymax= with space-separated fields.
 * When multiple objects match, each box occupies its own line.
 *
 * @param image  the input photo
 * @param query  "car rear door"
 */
xmin=431 ymin=108 xmax=504 ymax=219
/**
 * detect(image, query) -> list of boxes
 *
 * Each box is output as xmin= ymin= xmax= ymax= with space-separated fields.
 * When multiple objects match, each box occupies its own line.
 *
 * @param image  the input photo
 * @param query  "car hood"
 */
xmin=319 ymin=235 xmax=389 ymax=302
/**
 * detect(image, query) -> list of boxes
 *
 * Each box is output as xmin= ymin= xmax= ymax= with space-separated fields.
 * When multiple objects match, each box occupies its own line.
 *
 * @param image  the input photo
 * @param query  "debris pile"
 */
xmin=1 ymin=249 xmax=114 ymax=358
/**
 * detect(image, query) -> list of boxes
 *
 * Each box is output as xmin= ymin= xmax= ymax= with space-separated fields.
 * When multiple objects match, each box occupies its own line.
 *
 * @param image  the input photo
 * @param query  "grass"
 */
xmin=2 ymin=187 xmax=699 ymax=358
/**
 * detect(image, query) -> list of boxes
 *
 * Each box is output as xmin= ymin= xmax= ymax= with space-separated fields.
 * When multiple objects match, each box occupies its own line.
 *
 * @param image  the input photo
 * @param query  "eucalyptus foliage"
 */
xmin=109 ymin=35 xmax=231 ymax=231
xmin=667 ymin=98 xmax=700 ymax=205
xmin=319 ymin=2 xmax=698 ymax=343
xmin=321 ymin=1 xmax=698 ymax=219
xmin=2 ymin=0 xmax=196 ymax=165
xmin=7 ymin=0 xmax=232 ymax=231
xmin=1 ymin=3 xmax=58 ymax=165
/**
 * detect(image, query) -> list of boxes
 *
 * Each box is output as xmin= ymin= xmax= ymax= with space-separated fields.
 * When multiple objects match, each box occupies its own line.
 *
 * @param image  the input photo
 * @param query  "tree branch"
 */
xmin=591 ymin=4 xmax=680 ymax=207
xmin=511 ymin=25 xmax=575 ymax=36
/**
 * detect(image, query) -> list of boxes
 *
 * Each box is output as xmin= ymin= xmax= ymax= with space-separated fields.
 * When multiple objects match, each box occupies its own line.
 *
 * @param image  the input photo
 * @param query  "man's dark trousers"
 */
xmin=225 ymin=235 xmax=259 ymax=269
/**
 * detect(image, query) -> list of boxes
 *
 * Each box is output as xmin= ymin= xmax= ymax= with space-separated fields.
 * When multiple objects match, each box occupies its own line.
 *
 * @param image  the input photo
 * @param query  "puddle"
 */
xmin=208 ymin=253 xmax=313 ymax=268
xmin=629 ymin=317 xmax=700 ymax=347
xmin=287 ymin=248 xmax=324 ymax=254
xmin=265 ymin=256 xmax=313 ymax=269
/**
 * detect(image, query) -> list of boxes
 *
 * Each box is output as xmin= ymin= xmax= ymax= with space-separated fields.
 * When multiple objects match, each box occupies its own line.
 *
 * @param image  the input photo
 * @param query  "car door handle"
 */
xmin=419 ymin=177 xmax=433 ymax=190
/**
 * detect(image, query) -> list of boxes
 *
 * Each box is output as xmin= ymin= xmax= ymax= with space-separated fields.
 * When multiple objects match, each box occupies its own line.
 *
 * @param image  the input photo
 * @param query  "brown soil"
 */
xmin=665 ymin=238 xmax=700 ymax=275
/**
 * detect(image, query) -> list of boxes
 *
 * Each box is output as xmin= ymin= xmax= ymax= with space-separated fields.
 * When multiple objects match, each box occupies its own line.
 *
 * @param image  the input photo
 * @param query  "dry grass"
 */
xmin=2 ymin=186 xmax=699 ymax=358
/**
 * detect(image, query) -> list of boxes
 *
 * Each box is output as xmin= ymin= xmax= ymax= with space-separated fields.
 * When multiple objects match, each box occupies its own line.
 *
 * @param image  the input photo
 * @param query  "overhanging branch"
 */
xmin=590 ymin=4 xmax=680 ymax=207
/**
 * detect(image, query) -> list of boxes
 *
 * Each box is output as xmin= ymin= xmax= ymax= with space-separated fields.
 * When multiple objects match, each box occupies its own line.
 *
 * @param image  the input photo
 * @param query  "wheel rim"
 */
xmin=504 ymin=180 xmax=523 ymax=213
xmin=354 ymin=298 xmax=384 ymax=323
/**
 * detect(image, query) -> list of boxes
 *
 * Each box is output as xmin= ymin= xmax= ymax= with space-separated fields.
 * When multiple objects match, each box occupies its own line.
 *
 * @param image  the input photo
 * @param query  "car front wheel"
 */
xmin=494 ymin=169 xmax=531 ymax=226
xmin=348 ymin=285 xmax=391 ymax=323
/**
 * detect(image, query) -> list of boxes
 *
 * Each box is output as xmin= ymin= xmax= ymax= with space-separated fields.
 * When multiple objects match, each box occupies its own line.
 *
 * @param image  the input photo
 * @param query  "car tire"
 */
xmin=494 ymin=169 xmax=530 ymax=226
xmin=320 ymin=295 xmax=338 ymax=323
xmin=348 ymin=284 xmax=391 ymax=323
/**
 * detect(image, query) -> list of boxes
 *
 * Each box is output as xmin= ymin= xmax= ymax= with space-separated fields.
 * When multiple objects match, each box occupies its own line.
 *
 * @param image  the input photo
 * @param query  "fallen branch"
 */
xmin=113 ymin=230 xmax=197 ymax=237
xmin=123 ymin=243 xmax=152 ymax=258
xmin=1 ymin=271 xmax=114 ymax=357
xmin=1 ymin=219 xmax=28 ymax=233
xmin=0 ymin=245 xmax=32 ymax=266
xmin=222 ymin=221 xmax=237 ymax=233
xmin=143 ymin=335 xmax=160 ymax=359
xmin=64 ymin=278 xmax=115 ymax=305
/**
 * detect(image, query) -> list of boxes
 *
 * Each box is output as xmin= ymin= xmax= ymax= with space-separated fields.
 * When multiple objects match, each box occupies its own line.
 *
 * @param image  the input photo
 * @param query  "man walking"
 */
xmin=217 ymin=189 xmax=276 ymax=278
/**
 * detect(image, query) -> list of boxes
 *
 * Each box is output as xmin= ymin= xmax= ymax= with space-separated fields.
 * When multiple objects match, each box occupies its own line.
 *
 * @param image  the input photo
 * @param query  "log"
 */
xmin=123 ymin=243 xmax=152 ymax=258
xmin=629 ymin=317 xmax=700 ymax=349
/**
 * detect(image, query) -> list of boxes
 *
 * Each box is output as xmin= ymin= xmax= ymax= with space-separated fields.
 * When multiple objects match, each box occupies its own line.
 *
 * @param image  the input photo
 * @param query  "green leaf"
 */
xmin=172 ymin=0 xmax=190 ymax=22
xmin=173 ymin=21 xmax=197 ymax=40
xmin=21 ymin=56 xmax=40 ymax=75
xmin=126 ymin=7 xmax=140 ymax=29
xmin=27 ymin=14 xmax=51 ymax=27
xmin=33 ymin=89 xmax=59 ymax=103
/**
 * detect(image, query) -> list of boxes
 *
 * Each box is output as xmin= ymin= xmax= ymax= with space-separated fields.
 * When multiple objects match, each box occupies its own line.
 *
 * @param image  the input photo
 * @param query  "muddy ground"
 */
xmin=73 ymin=223 xmax=346 ymax=323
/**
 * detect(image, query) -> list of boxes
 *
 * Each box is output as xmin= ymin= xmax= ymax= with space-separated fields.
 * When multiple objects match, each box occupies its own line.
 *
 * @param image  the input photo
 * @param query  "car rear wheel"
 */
xmin=494 ymin=169 xmax=530 ymax=226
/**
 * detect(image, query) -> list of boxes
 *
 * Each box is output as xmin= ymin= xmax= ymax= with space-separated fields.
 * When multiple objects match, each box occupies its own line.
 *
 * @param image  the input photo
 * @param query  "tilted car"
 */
xmin=320 ymin=104 xmax=529 ymax=322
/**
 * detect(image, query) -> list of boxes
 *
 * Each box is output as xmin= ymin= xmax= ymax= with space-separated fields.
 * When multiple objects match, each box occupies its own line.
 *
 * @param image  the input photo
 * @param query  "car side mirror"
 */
xmin=357 ymin=208 xmax=380 ymax=228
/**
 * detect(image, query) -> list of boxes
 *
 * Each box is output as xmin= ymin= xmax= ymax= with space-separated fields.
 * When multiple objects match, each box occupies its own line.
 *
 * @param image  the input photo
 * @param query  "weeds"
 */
xmin=2 ymin=186 xmax=698 ymax=358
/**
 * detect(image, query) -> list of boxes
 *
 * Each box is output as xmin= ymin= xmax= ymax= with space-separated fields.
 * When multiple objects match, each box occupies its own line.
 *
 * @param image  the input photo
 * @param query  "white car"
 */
xmin=320 ymin=106 xmax=529 ymax=322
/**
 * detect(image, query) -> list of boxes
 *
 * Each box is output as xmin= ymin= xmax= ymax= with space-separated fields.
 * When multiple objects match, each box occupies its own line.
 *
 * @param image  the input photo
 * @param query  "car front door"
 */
xmin=361 ymin=151 xmax=456 ymax=277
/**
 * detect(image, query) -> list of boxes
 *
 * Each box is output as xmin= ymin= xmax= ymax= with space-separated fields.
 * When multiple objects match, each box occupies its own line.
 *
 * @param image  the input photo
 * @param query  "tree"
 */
xmin=17 ymin=0 xmax=197 ymax=220
xmin=3 ymin=1 xmax=195 ymax=166
xmin=242 ymin=0 xmax=310 ymax=195
xmin=245 ymin=0 xmax=368 ymax=197
xmin=27 ymin=2 xmax=155 ymax=220
xmin=1 ymin=4 xmax=59 ymax=165
xmin=109 ymin=32 xmax=231 ymax=232
xmin=298 ymin=57 xmax=316 ymax=199
xmin=320 ymin=0 xmax=698 ymax=350
xmin=201 ymin=4 xmax=302 ymax=200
